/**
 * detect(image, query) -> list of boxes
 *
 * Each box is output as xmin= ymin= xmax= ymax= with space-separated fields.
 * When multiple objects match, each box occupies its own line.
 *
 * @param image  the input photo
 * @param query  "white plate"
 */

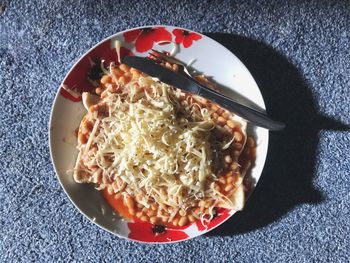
xmin=49 ymin=25 xmax=268 ymax=243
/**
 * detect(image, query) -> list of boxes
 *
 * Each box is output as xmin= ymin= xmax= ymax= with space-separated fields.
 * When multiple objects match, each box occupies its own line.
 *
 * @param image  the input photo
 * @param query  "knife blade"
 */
xmin=121 ymin=56 xmax=285 ymax=131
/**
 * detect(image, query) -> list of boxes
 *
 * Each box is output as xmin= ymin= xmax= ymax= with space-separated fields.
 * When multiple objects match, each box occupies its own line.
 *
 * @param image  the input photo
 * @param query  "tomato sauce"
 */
xmin=102 ymin=188 xmax=133 ymax=219
xmin=102 ymin=188 xmax=189 ymax=228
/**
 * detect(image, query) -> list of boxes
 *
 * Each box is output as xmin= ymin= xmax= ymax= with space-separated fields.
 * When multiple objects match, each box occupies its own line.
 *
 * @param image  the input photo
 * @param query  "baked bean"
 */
xmin=179 ymin=210 xmax=186 ymax=217
xmin=82 ymin=122 xmax=93 ymax=134
xmin=172 ymin=64 xmax=179 ymax=72
xmin=89 ymin=104 xmax=97 ymax=113
xmin=231 ymin=162 xmax=238 ymax=170
xmin=125 ymin=196 xmax=134 ymax=208
xmin=165 ymin=62 xmax=172 ymax=69
xmin=131 ymin=69 xmax=140 ymax=78
xmin=105 ymin=83 xmax=113 ymax=90
xmin=114 ymin=193 xmax=121 ymax=199
xmin=178 ymin=216 xmax=188 ymax=226
xmin=211 ymin=104 xmax=219 ymax=112
xmin=234 ymin=131 xmax=242 ymax=142
xmin=188 ymin=214 xmax=195 ymax=222
xmin=226 ymin=120 xmax=235 ymax=129
xmin=227 ymin=176 xmax=233 ymax=184
xmin=95 ymin=87 xmax=102 ymax=95
xmin=81 ymin=127 xmax=89 ymax=135
xmin=224 ymin=155 xmax=232 ymax=163
xmin=112 ymin=67 xmax=122 ymax=77
xmin=118 ymin=76 xmax=128 ymax=85
xmin=100 ymin=75 xmax=111 ymax=84
xmin=212 ymin=112 xmax=219 ymax=120
xmin=217 ymin=116 xmax=226 ymax=126
xmin=137 ymin=203 xmax=143 ymax=209
xmin=214 ymin=184 xmax=221 ymax=191
xmin=172 ymin=217 xmax=179 ymax=226
xmin=222 ymin=112 xmax=230 ymax=119
xmin=78 ymin=133 xmax=88 ymax=144
xmin=119 ymin=63 xmax=129 ymax=72
xmin=225 ymin=185 xmax=233 ymax=192
xmin=124 ymin=72 xmax=132 ymax=78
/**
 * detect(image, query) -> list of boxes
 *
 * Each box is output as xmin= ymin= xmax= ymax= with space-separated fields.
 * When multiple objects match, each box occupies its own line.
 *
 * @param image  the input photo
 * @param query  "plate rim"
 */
xmin=48 ymin=24 xmax=269 ymax=243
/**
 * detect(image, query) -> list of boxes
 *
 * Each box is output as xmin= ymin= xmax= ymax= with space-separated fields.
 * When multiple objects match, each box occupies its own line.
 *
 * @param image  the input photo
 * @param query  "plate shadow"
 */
xmin=204 ymin=33 xmax=349 ymax=236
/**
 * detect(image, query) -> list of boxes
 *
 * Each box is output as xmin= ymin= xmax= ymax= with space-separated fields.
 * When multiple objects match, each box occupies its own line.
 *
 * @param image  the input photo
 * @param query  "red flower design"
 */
xmin=60 ymin=40 xmax=133 ymax=102
xmin=172 ymin=29 xmax=202 ymax=48
xmin=127 ymin=221 xmax=189 ymax=242
xmin=123 ymin=27 xmax=172 ymax=52
xmin=196 ymin=208 xmax=231 ymax=231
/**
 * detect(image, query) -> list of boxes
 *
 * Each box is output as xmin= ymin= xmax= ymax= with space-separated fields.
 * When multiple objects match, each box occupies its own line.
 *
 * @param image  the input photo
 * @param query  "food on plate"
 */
xmin=73 ymin=61 xmax=255 ymax=226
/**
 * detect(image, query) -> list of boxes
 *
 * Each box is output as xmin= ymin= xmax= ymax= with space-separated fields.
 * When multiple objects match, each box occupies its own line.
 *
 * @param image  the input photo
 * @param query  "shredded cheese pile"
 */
xmin=81 ymin=75 xmax=242 ymax=213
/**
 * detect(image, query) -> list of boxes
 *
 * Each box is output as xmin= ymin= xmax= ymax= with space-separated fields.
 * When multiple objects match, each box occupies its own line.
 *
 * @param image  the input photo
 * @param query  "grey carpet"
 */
xmin=0 ymin=0 xmax=349 ymax=262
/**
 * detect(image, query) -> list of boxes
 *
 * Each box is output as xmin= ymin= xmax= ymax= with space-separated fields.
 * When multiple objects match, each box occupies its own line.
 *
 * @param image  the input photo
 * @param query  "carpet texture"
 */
xmin=0 ymin=0 xmax=349 ymax=262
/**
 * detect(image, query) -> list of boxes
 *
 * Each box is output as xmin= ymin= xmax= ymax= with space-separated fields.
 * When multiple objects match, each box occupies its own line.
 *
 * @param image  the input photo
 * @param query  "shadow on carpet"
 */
xmin=204 ymin=33 xmax=350 ymax=236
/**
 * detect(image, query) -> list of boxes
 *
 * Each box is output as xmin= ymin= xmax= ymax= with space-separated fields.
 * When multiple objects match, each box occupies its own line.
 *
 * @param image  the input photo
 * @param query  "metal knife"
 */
xmin=121 ymin=56 xmax=285 ymax=131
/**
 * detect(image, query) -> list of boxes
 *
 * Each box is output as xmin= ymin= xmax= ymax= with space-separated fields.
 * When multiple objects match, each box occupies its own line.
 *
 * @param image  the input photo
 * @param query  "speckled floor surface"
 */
xmin=0 ymin=0 xmax=349 ymax=262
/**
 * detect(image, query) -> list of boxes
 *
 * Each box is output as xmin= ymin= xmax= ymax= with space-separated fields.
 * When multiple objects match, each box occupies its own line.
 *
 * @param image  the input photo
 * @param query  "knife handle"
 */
xmin=198 ymin=86 xmax=285 ymax=131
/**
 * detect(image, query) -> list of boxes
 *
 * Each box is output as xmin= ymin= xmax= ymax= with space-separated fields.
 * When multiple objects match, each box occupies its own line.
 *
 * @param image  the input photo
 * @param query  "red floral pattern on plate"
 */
xmin=127 ymin=220 xmax=189 ymax=242
xmin=127 ymin=207 xmax=231 ymax=242
xmin=123 ymin=27 xmax=172 ymax=52
xmin=172 ymin=29 xmax=202 ymax=48
xmin=196 ymin=208 xmax=231 ymax=231
xmin=60 ymin=39 xmax=133 ymax=102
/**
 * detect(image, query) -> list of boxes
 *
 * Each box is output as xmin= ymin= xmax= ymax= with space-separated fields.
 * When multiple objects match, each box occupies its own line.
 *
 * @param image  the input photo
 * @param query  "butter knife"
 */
xmin=121 ymin=56 xmax=285 ymax=131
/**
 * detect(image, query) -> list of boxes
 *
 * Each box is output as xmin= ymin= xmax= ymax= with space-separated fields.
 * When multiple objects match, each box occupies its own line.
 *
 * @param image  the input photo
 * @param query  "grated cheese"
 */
xmin=75 ymin=74 xmax=247 ymax=216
